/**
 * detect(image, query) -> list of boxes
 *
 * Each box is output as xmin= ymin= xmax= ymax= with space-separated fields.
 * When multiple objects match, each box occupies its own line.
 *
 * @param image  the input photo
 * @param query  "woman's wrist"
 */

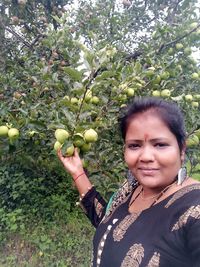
xmin=71 ymin=169 xmax=85 ymax=181
xmin=73 ymin=172 xmax=85 ymax=182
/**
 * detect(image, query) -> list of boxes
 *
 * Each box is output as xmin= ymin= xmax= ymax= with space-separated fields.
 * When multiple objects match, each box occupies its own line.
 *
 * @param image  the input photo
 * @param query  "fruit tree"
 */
xmin=0 ymin=0 xmax=200 ymax=213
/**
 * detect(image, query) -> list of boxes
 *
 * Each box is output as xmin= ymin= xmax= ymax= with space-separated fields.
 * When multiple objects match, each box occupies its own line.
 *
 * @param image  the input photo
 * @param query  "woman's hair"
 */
xmin=119 ymin=97 xmax=186 ymax=151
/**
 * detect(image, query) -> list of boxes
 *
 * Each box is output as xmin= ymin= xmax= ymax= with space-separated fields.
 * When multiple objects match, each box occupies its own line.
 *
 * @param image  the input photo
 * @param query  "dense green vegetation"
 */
xmin=0 ymin=0 xmax=200 ymax=265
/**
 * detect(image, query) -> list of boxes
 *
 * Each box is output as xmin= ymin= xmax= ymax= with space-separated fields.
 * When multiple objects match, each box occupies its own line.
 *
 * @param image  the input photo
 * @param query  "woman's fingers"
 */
xmin=57 ymin=148 xmax=83 ymax=174
xmin=74 ymin=147 xmax=79 ymax=157
xmin=57 ymin=149 xmax=62 ymax=159
xmin=57 ymin=149 xmax=66 ymax=164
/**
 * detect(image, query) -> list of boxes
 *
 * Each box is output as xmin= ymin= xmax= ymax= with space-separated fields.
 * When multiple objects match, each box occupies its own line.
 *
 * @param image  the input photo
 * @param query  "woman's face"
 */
xmin=124 ymin=111 xmax=184 ymax=190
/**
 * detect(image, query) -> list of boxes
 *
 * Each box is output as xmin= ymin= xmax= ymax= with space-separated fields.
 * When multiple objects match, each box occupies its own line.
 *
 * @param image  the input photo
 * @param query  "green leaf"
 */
xmin=10 ymin=224 xmax=18 ymax=231
xmin=95 ymin=71 xmax=115 ymax=81
xmin=62 ymin=67 xmax=82 ymax=81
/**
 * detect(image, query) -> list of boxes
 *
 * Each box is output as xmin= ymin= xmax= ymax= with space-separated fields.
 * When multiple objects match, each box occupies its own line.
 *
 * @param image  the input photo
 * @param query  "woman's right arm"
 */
xmin=57 ymin=148 xmax=107 ymax=227
xmin=57 ymin=148 xmax=93 ymax=197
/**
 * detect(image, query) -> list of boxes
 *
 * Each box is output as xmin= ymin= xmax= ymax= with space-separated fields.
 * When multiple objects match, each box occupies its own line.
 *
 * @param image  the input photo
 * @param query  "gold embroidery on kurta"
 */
xmin=172 ymin=205 xmax=200 ymax=231
xmin=165 ymin=184 xmax=200 ymax=208
xmin=147 ymin=252 xmax=160 ymax=267
xmin=121 ymin=243 xmax=144 ymax=267
xmin=113 ymin=213 xmax=140 ymax=242
xmin=94 ymin=198 xmax=104 ymax=217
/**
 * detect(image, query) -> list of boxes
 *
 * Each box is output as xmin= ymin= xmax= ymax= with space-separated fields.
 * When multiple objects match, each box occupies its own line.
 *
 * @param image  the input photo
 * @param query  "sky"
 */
xmin=68 ymin=0 xmax=200 ymax=62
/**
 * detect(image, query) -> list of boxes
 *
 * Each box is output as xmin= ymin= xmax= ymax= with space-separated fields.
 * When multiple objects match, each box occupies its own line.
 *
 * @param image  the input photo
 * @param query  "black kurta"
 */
xmin=81 ymin=182 xmax=200 ymax=267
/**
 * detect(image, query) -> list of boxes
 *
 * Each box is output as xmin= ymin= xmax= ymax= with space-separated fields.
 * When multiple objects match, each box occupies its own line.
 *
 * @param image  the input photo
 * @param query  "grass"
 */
xmin=0 ymin=212 xmax=94 ymax=267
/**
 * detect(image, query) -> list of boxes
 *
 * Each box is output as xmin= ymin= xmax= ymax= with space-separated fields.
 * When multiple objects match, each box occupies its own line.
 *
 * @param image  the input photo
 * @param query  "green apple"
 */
xmin=161 ymin=89 xmax=171 ymax=97
xmin=84 ymin=129 xmax=98 ymax=143
xmin=54 ymin=141 xmax=62 ymax=151
xmin=70 ymin=97 xmax=78 ymax=104
xmin=8 ymin=128 xmax=19 ymax=139
xmin=63 ymin=95 xmax=70 ymax=101
xmin=38 ymin=251 xmax=43 ymax=257
xmin=176 ymin=65 xmax=182 ymax=72
xmin=66 ymin=145 xmax=75 ymax=156
xmin=191 ymin=101 xmax=199 ymax=108
xmin=186 ymin=134 xmax=199 ymax=148
xmin=0 ymin=125 xmax=9 ymax=137
xmin=120 ymin=104 xmax=127 ymax=108
xmin=175 ymin=43 xmax=183 ymax=50
xmin=119 ymin=83 xmax=128 ymax=90
xmin=191 ymin=73 xmax=199 ymax=80
xmin=55 ymin=129 xmax=69 ymax=144
xmin=126 ymin=88 xmax=135 ymax=97
xmin=90 ymin=96 xmax=100 ymax=104
xmin=184 ymin=47 xmax=192 ymax=55
xmin=168 ymin=48 xmax=174 ymax=55
xmin=194 ymin=94 xmax=200 ymax=100
xmin=81 ymin=142 xmax=92 ymax=152
xmin=152 ymin=75 xmax=161 ymax=84
xmin=185 ymin=94 xmax=193 ymax=101
xmin=160 ymin=71 xmax=170 ymax=80
xmin=194 ymin=129 xmax=200 ymax=139
xmin=145 ymin=69 xmax=155 ymax=78
xmin=189 ymin=22 xmax=198 ymax=29
xmin=152 ymin=90 xmax=161 ymax=97
xmin=111 ymin=87 xmax=118 ymax=93
xmin=85 ymin=90 xmax=92 ymax=102
xmin=81 ymin=159 xmax=89 ymax=168
xmin=135 ymin=83 xmax=143 ymax=90
xmin=117 ymin=94 xmax=127 ymax=102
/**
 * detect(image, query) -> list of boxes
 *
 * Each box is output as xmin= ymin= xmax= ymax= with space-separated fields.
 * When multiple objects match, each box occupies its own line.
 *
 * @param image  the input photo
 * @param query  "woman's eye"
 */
xmin=127 ymin=144 xmax=140 ymax=150
xmin=155 ymin=143 xmax=168 ymax=148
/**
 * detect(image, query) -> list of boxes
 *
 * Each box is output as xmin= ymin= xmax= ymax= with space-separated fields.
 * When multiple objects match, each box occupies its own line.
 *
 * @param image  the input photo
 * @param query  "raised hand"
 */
xmin=57 ymin=148 xmax=84 ymax=177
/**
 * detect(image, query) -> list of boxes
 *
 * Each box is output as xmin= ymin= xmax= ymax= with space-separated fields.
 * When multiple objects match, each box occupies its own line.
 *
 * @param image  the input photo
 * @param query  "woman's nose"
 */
xmin=139 ymin=146 xmax=154 ymax=162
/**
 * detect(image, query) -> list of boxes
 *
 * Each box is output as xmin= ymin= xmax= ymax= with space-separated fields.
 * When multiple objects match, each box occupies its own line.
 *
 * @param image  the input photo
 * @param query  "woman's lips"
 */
xmin=138 ymin=168 xmax=159 ymax=175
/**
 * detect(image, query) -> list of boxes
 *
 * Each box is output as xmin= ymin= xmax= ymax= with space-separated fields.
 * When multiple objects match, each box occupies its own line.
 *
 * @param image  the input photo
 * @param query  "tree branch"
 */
xmin=157 ymin=23 xmax=200 ymax=54
xmin=166 ymin=0 xmax=183 ymax=25
xmin=73 ymin=67 xmax=106 ymax=134
xmin=0 ymin=19 xmax=33 ymax=50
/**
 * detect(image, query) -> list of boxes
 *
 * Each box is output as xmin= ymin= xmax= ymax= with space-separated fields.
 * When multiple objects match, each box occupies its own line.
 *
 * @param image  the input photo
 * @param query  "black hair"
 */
xmin=120 ymin=97 xmax=186 ymax=151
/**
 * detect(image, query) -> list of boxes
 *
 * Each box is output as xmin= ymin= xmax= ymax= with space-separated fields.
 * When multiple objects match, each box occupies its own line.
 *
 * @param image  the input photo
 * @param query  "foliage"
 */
xmin=0 ymin=212 xmax=94 ymax=267
xmin=0 ymin=0 xmax=200 ymax=265
xmin=0 ymin=162 xmax=79 ymax=233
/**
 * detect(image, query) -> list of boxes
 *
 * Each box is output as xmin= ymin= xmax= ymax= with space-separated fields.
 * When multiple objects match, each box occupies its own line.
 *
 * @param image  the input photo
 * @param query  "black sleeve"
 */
xmin=80 ymin=187 xmax=107 ymax=228
xmin=186 ymin=215 xmax=200 ymax=266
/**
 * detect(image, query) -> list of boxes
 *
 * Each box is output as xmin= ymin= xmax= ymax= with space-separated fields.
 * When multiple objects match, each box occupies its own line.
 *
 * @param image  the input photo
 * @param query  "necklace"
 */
xmin=129 ymin=180 xmax=177 ymax=208
xmin=150 ymin=180 xmax=177 ymax=207
xmin=140 ymin=189 xmax=161 ymax=200
xmin=129 ymin=187 xmax=143 ymax=207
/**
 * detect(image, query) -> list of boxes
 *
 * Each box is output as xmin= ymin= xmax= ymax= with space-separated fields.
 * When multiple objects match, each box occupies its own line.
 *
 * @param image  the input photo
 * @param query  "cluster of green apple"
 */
xmin=113 ymin=79 xmax=144 ymax=103
xmin=62 ymin=90 xmax=100 ymax=106
xmin=54 ymin=128 xmax=98 ymax=156
xmin=0 ymin=125 xmax=20 ymax=143
xmin=184 ymin=93 xmax=200 ymax=108
xmin=152 ymin=89 xmax=171 ymax=98
xmin=85 ymin=90 xmax=100 ymax=105
xmin=186 ymin=129 xmax=200 ymax=148
xmin=114 ymin=65 xmax=177 ymax=103
xmin=151 ymin=90 xmax=200 ymax=108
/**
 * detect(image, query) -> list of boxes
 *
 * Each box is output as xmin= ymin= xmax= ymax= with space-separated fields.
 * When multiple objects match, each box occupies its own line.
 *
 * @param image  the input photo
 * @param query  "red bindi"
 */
xmin=144 ymin=134 xmax=149 ymax=142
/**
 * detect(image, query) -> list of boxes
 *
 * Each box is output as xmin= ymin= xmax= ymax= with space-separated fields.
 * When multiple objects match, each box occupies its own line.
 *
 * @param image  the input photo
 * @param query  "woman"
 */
xmin=58 ymin=97 xmax=200 ymax=267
